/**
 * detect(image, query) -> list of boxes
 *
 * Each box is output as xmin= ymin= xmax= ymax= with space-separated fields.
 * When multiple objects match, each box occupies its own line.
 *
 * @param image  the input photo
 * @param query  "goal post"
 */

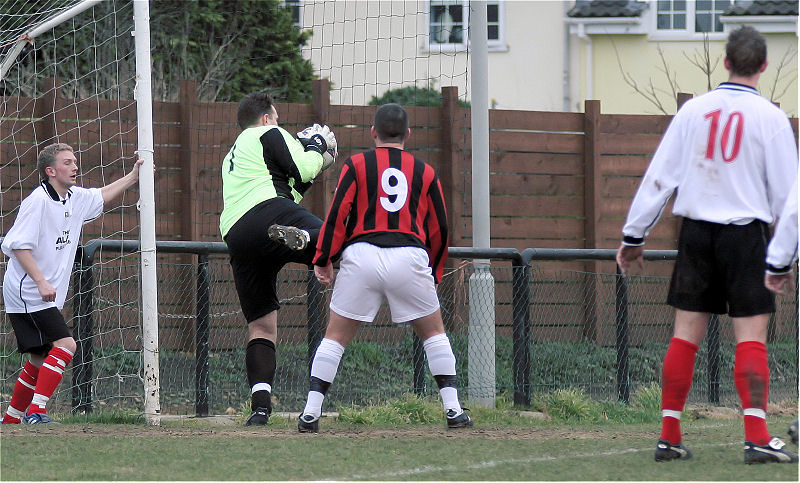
xmin=1 ymin=0 xmax=158 ymax=422
xmin=132 ymin=0 xmax=160 ymax=426
xmin=0 ymin=0 xmax=104 ymax=81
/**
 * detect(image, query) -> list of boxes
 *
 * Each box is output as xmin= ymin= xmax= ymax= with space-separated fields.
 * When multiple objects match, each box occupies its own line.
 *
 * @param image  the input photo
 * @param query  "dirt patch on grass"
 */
xmin=0 ymin=424 xmax=650 ymax=441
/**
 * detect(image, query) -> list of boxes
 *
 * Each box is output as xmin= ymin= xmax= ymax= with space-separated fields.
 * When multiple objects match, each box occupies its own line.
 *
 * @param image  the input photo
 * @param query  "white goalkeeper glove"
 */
xmin=297 ymin=123 xmax=337 ymax=170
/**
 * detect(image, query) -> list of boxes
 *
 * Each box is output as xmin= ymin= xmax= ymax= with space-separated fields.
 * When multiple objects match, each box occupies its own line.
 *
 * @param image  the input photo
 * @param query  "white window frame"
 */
xmin=648 ymin=0 xmax=734 ymax=41
xmin=282 ymin=0 xmax=302 ymax=28
xmin=424 ymin=0 xmax=507 ymax=53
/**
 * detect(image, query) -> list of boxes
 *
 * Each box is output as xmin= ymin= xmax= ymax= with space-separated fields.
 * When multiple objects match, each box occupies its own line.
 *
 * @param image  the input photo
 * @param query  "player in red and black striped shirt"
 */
xmin=297 ymin=104 xmax=472 ymax=433
xmin=313 ymin=126 xmax=448 ymax=284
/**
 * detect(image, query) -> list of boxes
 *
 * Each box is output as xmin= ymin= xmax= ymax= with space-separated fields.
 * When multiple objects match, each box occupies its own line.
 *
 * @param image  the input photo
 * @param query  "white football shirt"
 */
xmin=766 ymin=178 xmax=798 ymax=272
xmin=622 ymin=83 xmax=798 ymax=242
xmin=2 ymin=182 xmax=104 ymax=313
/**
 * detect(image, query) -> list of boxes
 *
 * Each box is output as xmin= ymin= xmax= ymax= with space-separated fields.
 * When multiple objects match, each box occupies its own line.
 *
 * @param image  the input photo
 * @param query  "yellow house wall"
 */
xmin=587 ymin=34 xmax=798 ymax=116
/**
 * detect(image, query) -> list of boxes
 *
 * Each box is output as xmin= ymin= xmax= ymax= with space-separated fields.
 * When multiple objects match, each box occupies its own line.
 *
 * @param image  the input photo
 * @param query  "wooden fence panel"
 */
xmin=4 ymin=88 xmax=798 ymax=350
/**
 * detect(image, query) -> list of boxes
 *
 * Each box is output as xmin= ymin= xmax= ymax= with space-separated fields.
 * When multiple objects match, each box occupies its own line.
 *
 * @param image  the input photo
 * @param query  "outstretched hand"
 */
xmin=616 ymin=243 xmax=644 ymax=276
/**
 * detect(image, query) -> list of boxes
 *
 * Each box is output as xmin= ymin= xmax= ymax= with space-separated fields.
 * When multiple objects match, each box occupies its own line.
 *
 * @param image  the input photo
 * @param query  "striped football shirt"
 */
xmin=313 ymin=147 xmax=449 ymax=283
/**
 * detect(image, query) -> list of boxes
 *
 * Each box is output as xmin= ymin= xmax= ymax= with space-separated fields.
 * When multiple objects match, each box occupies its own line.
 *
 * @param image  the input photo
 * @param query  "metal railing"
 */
xmin=64 ymin=239 xmax=694 ymax=415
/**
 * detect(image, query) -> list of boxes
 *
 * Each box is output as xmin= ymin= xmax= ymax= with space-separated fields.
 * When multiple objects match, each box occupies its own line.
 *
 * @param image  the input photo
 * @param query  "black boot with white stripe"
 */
xmin=744 ymin=437 xmax=798 ymax=464
xmin=654 ymin=439 xmax=692 ymax=461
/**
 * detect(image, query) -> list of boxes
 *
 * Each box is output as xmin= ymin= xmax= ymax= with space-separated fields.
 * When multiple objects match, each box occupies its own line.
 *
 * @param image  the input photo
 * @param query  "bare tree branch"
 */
xmin=682 ymin=33 xmax=720 ymax=92
xmin=655 ymin=44 xmax=681 ymax=100
xmin=767 ymin=44 xmax=798 ymax=107
xmin=610 ymin=35 xmax=670 ymax=114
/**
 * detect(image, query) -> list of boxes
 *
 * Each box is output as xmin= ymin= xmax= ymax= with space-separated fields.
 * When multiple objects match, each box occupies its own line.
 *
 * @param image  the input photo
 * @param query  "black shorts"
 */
xmin=224 ymin=197 xmax=322 ymax=323
xmin=667 ymin=218 xmax=775 ymax=317
xmin=8 ymin=308 xmax=72 ymax=354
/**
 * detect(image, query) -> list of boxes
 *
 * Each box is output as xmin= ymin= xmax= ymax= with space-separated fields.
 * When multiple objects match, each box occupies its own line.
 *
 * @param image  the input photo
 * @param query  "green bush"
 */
xmin=369 ymin=85 xmax=470 ymax=107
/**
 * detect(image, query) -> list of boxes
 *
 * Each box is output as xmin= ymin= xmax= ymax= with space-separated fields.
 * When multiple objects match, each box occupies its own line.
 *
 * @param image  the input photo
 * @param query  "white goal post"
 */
xmin=1 ymin=0 xmax=159 ymax=424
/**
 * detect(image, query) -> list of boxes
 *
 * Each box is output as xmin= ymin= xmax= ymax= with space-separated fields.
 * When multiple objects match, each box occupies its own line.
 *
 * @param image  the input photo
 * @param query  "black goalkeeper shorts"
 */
xmin=224 ymin=197 xmax=322 ymax=323
xmin=667 ymin=217 xmax=775 ymax=317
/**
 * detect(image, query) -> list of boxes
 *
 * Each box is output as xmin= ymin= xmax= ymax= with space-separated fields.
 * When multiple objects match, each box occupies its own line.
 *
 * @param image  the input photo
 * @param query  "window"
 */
xmin=656 ymin=0 xmax=732 ymax=34
xmin=283 ymin=0 xmax=302 ymax=27
xmin=430 ymin=1 xmax=465 ymax=44
xmin=428 ymin=1 xmax=505 ymax=50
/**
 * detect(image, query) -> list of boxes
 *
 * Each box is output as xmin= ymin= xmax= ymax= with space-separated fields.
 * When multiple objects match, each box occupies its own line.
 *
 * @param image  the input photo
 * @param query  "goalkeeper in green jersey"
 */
xmin=220 ymin=92 xmax=337 ymax=426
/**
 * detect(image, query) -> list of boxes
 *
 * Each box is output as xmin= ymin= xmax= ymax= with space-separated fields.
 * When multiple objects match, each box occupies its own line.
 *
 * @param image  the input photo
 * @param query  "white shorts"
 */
xmin=330 ymin=242 xmax=440 ymax=323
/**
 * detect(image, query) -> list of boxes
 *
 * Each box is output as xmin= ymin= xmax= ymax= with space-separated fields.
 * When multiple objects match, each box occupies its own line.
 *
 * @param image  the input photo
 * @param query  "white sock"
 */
xmin=423 ymin=333 xmax=456 ymax=375
xmin=303 ymin=338 xmax=345 ymax=417
xmin=423 ymin=333 xmax=461 ymax=411
xmin=311 ymin=338 xmax=345 ymax=382
xmin=439 ymin=387 xmax=461 ymax=413
xmin=303 ymin=391 xmax=325 ymax=418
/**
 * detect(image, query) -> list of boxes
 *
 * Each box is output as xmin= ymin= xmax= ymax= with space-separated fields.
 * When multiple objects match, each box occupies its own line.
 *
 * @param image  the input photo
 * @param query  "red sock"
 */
xmin=734 ymin=341 xmax=771 ymax=446
xmin=27 ymin=346 xmax=73 ymax=415
xmin=2 ymin=361 xmax=40 ymax=423
xmin=660 ymin=337 xmax=699 ymax=444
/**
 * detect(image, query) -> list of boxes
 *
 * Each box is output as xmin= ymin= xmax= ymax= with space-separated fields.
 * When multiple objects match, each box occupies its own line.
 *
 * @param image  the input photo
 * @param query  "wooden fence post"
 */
xmin=35 ymin=77 xmax=63 ymax=145
xmin=179 ymin=80 xmax=200 ymax=242
xmin=677 ymin=92 xmax=692 ymax=110
xmin=582 ymin=99 xmax=602 ymax=342
xmin=176 ymin=79 xmax=200 ymax=351
xmin=308 ymin=78 xmax=331 ymax=219
xmin=440 ymin=86 xmax=463 ymax=246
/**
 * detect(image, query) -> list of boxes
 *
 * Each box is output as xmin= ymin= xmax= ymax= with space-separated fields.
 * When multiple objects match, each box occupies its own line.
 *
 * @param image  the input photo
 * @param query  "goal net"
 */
xmin=142 ymin=0 xmax=475 ymax=417
xmin=1 ymin=0 xmax=484 ymax=419
xmin=1 ymin=0 xmax=153 ymax=418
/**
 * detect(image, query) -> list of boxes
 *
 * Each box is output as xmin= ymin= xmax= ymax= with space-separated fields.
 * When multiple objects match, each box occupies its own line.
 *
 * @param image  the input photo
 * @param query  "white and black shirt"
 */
xmin=622 ymin=83 xmax=798 ymax=245
xmin=2 ymin=181 xmax=103 ymax=313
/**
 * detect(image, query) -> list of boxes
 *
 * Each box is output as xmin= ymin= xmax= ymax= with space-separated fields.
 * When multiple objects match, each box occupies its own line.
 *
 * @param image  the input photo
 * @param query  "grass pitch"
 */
xmin=1 ymin=412 xmax=797 ymax=481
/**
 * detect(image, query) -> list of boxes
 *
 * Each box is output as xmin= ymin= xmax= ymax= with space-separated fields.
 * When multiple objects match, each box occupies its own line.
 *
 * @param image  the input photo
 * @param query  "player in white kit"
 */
xmin=2 ymin=143 xmax=144 ymax=424
xmin=617 ymin=26 xmax=797 ymax=464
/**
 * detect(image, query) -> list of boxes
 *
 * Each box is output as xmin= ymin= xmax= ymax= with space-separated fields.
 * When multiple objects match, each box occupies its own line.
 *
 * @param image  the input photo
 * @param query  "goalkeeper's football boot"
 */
xmin=244 ymin=407 xmax=270 ymax=426
xmin=788 ymin=420 xmax=798 ymax=445
xmin=744 ymin=437 xmax=798 ymax=464
xmin=268 ymin=224 xmax=310 ymax=251
xmin=22 ymin=413 xmax=59 ymax=425
xmin=445 ymin=408 xmax=473 ymax=429
xmin=654 ymin=439 xmax=692 ymax=461
xmin=298 ymin=412 xmax=320 ymax=433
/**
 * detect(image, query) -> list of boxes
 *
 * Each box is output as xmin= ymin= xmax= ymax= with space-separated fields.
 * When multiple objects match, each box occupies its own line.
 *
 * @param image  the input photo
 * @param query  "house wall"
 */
xmin=299 ymin=0 xmax=568 ymax=112
xmin=578 ymin=33 xmax=798 ymax=115
xmin=297 ymin=1 xmax=796 ymax=115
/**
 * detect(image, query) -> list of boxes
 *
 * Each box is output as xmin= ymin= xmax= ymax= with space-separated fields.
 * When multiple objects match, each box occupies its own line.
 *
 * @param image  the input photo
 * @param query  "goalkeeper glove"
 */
xmin=298 ymin=123 xmax=337 ymax=170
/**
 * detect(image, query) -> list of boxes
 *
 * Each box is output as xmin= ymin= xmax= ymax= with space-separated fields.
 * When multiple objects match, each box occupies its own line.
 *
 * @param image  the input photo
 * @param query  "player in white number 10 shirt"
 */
xmin=616 ymin=26 xmax=797 ymax=464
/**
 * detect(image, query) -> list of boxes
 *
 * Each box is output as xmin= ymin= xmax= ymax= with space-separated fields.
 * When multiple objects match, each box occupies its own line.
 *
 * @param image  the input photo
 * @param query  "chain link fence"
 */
xmin=1 ymin=243 xmax=797 ymax=416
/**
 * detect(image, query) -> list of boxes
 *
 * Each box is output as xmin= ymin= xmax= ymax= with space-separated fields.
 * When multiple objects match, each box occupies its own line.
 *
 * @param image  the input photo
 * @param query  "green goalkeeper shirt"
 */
xmin=220 ymin=125 xmax=324 ymax=238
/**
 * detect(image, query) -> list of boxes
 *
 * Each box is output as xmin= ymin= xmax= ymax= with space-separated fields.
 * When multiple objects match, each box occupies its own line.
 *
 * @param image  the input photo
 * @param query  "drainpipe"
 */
xmin=576 ymin=22 xmax=593 ymax=101
xmin=563 ymin=2 xmax=571 ymax=111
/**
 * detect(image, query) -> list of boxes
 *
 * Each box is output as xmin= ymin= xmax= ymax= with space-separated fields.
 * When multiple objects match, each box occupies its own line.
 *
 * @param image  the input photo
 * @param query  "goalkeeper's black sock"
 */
xmin=246 ymin=338 xmax=276 ymax=413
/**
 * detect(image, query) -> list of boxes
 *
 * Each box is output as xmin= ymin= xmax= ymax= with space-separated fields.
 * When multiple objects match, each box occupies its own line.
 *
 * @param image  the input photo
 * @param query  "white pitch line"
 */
xmin=342 ymin=442 xmax=740 ymax=480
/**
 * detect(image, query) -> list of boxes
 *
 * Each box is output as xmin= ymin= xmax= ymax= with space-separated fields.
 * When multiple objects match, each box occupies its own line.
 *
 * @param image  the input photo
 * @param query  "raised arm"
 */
xmin=100 ymin=157 xmax=144 ymax=207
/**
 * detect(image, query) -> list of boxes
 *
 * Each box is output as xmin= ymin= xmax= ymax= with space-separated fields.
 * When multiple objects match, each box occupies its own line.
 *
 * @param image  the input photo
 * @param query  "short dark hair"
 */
xmin=37 ymin=143 xmax=73 ymax=181
xmin=237 ymin=92 xmax=275 ymax=130
xmin=726 ymin=26 xmax=767 ymax=77
xmin=373 ymin=103 xmax=408 ymax=143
